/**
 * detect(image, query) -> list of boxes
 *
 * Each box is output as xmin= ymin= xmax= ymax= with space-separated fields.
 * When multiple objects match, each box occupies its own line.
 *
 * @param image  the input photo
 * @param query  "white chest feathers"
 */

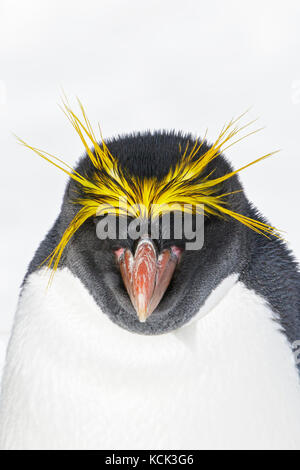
xmin=0 ymin=267 xmax=300 ymax=450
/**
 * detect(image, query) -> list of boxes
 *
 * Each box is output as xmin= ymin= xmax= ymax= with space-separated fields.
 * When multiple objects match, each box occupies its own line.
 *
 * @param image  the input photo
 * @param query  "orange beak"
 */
xmin=116 ymin=238 xmax=179 ymax=322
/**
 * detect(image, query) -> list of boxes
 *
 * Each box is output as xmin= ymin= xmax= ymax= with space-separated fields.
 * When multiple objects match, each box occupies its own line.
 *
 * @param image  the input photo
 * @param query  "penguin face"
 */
xmin=59 ymin=132 xmax=250 ymax=334
xmin=20 ymin=102 xmax=278 ymax=335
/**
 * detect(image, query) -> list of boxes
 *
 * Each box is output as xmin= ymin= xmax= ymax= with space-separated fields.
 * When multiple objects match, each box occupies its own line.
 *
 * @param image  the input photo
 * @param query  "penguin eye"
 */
xmin=114 ymin=247 xmax=125 ymax=260
xmin=170 ymin=245 xmax=183 ymax=259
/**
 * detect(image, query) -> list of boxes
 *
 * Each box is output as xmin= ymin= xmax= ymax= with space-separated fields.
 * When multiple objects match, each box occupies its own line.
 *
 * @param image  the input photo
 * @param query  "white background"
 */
xmin=0 ymin=0 xmax=300 ymax=366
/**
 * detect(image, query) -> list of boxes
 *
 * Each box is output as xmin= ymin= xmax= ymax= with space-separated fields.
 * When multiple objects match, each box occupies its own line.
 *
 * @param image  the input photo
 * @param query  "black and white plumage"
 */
xmin=0 ymin=126 xmax=300 ymax=450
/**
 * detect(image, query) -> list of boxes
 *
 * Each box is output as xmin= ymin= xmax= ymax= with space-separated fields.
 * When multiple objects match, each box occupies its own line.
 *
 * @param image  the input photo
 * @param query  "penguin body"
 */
xmin=1 ymin=121 xmax=300 ymax=449
xmin=1 ymin=267 xmax=300 ymax=450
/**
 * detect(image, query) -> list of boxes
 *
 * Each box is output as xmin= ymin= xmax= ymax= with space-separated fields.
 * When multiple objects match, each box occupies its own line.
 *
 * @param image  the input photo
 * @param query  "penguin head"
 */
xmin=19 ymin=101 xmax=279 ymax=335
